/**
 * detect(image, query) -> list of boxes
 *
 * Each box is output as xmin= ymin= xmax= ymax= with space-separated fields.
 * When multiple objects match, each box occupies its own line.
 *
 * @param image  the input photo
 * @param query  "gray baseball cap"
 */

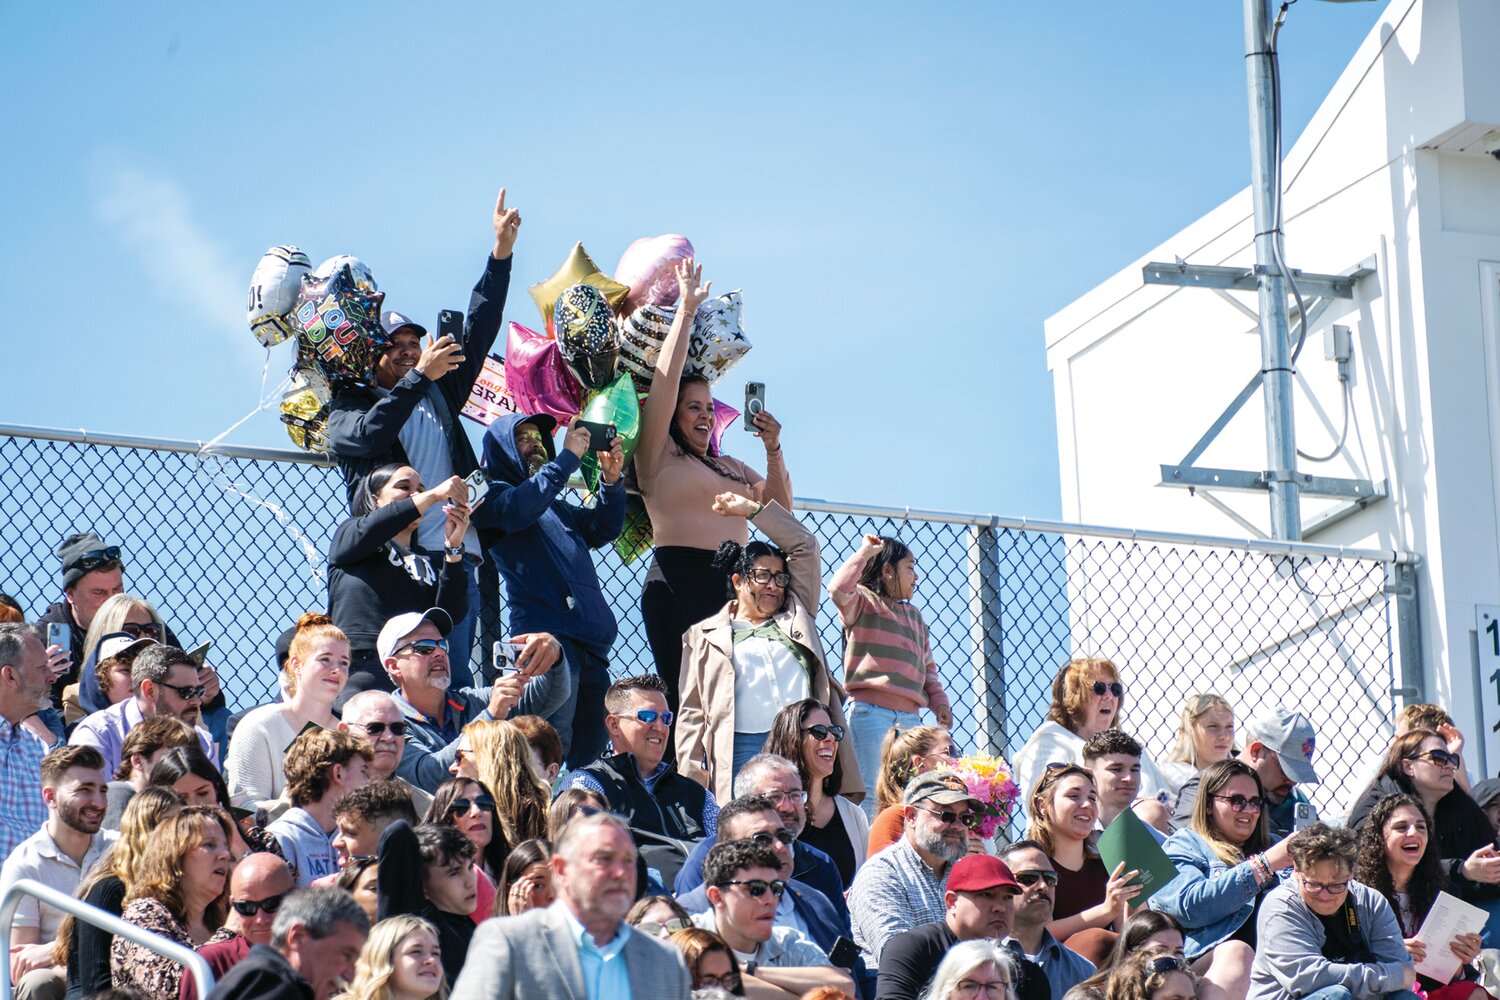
xmin=1245 ymin=706 xmax=1319 ymax=785
xmin=1472 ymin=777 xmax=1500 ymax=808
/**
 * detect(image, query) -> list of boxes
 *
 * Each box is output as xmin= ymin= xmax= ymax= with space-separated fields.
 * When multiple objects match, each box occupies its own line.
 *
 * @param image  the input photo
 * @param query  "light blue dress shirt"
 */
xmin=560 ymin=905 xmax=634 ymax=1000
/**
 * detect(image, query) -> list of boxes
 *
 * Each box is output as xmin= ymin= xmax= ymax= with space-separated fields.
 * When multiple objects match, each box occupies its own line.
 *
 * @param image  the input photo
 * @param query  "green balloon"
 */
xmin=578 ymin=370 xmax=641 ymax=491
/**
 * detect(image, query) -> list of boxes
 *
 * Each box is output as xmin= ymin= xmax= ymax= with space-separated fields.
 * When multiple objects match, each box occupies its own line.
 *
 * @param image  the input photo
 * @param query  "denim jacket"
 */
xmin=1152 ymin=828 xmax=1268 ymax=958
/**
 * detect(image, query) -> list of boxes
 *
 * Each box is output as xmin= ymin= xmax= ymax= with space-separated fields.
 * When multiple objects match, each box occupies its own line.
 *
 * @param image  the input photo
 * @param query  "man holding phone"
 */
xmin=326 ymin=186 xmax=521 ymax=688
xmin=477 ymin=413 xmax=625 ymax=768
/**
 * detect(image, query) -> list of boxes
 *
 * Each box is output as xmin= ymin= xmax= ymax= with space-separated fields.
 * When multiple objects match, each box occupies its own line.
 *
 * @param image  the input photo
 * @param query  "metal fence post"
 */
xmin=1391 ymin=558 xmax=1425 ymax=705
xmin=966 ymin=522 xmax=1005 ymax=757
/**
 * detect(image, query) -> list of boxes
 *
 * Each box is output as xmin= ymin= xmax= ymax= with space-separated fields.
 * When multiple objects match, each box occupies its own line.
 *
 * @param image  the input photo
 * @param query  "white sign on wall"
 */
xmin=1476 ymin=606 xmax=1500 ymax=775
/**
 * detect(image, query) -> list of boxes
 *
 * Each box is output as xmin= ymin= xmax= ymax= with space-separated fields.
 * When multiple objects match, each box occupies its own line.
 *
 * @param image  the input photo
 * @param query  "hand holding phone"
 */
xmin=744 ymin=381 xmax=766 ymax=431
xmin=492 ymin=641 xmax=524 ymax=674
xmin=576 ymin=420 xmax=617 ymax=453
xmin=463 ymin=469 xmax=491 ymax=508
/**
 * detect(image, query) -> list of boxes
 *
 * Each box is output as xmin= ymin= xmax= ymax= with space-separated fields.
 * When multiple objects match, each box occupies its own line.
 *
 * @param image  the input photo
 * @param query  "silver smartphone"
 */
xmin=492 ymin=641 xmax=524 ymax=674
xmin=463 ymin=469 xmax=491 ymax=507
xmin=744 ymin=381 xmax=766 ymax=431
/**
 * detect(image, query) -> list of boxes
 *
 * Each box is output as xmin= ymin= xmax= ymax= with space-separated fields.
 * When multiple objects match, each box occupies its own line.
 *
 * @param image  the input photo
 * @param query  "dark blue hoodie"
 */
xmin=478 ymin=412 xmax=626 ymax=652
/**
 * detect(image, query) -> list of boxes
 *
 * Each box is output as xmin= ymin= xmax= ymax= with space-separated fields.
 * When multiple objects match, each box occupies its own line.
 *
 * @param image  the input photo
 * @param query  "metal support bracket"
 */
xmin=1161 ymin=463 xmax=1387 ymax=501
xmin=1143 ymin=260 xmax=1369 ymax=299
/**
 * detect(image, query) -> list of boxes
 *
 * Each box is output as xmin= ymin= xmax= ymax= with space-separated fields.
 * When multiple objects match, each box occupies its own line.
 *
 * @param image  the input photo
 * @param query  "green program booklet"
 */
xmin=1097 ymin=808 xmax=1179 ymax=903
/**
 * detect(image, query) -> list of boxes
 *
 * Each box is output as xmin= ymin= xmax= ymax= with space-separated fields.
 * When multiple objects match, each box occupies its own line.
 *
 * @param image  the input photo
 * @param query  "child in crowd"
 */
xmin=331 ymin=780 xmax=420 ymax=868
xmin=267 ymin=728 xmax=373 ymax=886
xmin=377 ymin=820 xmax=478 ymax=986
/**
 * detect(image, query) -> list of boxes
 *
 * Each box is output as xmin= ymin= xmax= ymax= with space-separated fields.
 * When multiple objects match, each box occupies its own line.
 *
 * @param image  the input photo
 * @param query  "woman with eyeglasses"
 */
xmin=225 ymin=613 xmax=350 ymax=810
xmin=1159 ymin=693 xmax=1235 ymax=800
xmin=1012 ymin=659 xmax=1169 ymax=813
xmin=57 ymin=787 xmax=183 ymax=1000
xmin=1025 ymin=765 xmax=1141 ymax=943
xmin=341 ymin=914 xmax=448 ymax=1000
xmin=1248 ymin=822 xmax=1416 ymax=1000
xmin=1153 ymin=759 xmax=1286 ymax=1000
xmin=865 ymin=724 xmax=953 ymax=858
xmin=449 ymin=719 xmax=550 ymax=856
xmin=1353 ymin=794 xmax=1489 ymax=1000
xmin=329 ymin=464 xmax=471 ymax=698
xmin=829 ymin=534 xmax=953 ymax=818
xmin=1347 ymin=729 xmax=1500 ymax=904
xmin=1104 ymin=946 xmax=1198 ymax=1000
xmin=677 ymin=492 xmax=860 ymax=806
xmin=923 ymin=939 xmax=1017 ymax=1000
xmin=763 ymin=699 xmax=870 ymax=888
xmin=666 ymin=926 xmax=744 ymax=995
xmin=425 ymin=777 xmax=504 ymax=920
xmin=626 ymin=895 xmax=693 ymax=936
xmin=1063 ymin=911 xmax=1187 ymax=1000
xmin=493 ymin=838 xmax=554 ymax=917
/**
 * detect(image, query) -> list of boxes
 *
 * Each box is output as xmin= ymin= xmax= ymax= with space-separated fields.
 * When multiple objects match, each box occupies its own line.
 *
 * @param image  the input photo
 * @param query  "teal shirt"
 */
xmin=562 ymin=906 xmax=634 ymax=1000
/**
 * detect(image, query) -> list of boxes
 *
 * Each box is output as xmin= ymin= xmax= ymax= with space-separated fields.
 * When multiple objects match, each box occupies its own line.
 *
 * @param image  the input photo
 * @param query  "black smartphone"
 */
xmin=577 ymin=420 xmax=617 ymax=452
xmin=828 ymin=936 xmax=859 ymax=969
xmin=744 ymin=381 xmax=766 ymax=431
xmin=437 ymin=309 xmax=462 ymax=343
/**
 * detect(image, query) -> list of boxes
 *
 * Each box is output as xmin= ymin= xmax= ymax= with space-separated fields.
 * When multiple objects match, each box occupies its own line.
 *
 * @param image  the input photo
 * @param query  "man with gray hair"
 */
xmin=206 ymin=886 xmax=370 ymax=1000
xmin=71 ymin=643 xmax=215 ymax=774
xmin=453 ymin=811 xmax=692 ymax=999
xmin=0 ymin=623 xmax=52 ymax=855
xmin=337 ymin=690 xmax=432 ymax=814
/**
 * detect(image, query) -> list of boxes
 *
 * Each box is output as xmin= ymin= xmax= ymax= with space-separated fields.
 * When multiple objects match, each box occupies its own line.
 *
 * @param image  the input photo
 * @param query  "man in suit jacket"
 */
xmin=451 ymin=812 xmax=691 ymax=1000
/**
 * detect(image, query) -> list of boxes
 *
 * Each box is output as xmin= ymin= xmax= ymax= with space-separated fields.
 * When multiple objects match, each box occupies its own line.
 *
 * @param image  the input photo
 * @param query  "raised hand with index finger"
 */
xmin=492 ymin=186 xmax=522 ymax=260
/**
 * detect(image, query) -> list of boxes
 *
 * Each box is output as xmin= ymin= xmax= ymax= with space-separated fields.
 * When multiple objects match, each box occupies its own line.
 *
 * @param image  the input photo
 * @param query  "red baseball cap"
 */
xmin=947 ymin=855 xmax=1021 ymax=894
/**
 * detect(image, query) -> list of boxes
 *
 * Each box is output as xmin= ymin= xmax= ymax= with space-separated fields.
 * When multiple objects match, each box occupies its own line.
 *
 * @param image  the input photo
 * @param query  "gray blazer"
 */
xmin=450 ymin=901 xmax=692 ymax=1000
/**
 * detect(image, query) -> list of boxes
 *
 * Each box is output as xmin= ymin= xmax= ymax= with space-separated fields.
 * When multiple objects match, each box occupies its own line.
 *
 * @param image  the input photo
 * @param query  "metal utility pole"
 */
xmin=1244 ymin=0 xmax=1302 ymax=540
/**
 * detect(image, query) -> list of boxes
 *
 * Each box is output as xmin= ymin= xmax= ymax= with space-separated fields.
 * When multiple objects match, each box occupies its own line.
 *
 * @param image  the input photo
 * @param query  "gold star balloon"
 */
xmin=527 ymin=243 xmax=629 ymax=336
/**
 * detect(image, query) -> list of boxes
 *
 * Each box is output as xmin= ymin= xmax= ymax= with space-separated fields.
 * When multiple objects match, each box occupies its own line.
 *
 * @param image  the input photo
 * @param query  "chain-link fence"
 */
xmin=0 ymin=425 xmax=1408 ymax=818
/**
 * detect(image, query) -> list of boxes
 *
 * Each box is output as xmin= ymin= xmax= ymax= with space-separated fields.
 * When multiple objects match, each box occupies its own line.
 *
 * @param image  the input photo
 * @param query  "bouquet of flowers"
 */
xmin=950 ymin=754 xmax=1022 ymax=840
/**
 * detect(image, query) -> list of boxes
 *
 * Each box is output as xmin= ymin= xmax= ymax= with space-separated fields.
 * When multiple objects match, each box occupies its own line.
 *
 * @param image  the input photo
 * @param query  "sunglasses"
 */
xmin=71 ymin=546 xmax=122 ymax=574
xmin=614 ymin=708 xmax=674 ymax=727
xmin=698 ymin=973 xmax=743 ymax=992
xmin=120 ymin=622 xmax=164 ymax=640
xmin=760 ymin=789 xmax=808 ymax=807
xmin=1091 ymin=681 xmax=1125 ymax=698
xmin=448 ymin=796 xmax=496 ymax=814
xmin=1212 ymin=793 xmax=1265 ymax=813
xmin=1148 ymin=955 xmax=1189 ymax=974
xmin=746 ymin=830 xmax=796 ymax=849
xmin=397 ymin=639 xmax=449 ymax=657
xmin=163 ymin=683 xmax=207 ymax=701
xmin=637 ymin=918 xmax=693 ymax=938
xmin=719 ymin=878 xmax=787 ymax=899
xmin=917 ymin=804 xmax=978 ymax=829
xmin=745 ymin=568 xmax=791 ymax=587
xmin=1410 ymin=749 xmax=1461 ymax=769
xmin=1012 ymin=869 xmax=1060 ymax=888
xmin=802 ymin=724 xmax=845 ymax=743
xmin=230 ymin=892 xmax=287 ymax=917
xmin=351 ymin=721 xmax=408 ymax=738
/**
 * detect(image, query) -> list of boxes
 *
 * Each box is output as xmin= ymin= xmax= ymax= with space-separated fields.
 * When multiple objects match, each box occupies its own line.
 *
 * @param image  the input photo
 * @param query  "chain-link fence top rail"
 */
xmin=0 ymin=429 xmax=1397 ymax=818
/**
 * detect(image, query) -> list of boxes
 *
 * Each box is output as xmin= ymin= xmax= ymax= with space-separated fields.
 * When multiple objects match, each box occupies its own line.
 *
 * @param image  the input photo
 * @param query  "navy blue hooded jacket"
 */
xmin=478 ymin=412 xmax=625 ymax=652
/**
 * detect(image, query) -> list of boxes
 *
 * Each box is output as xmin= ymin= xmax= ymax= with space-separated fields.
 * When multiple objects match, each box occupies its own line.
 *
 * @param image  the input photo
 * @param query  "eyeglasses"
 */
xmin=1409 ymin=749 xmax=1461 ymax=769
xmin=954 ymin=980 xmax=1011 ymax=999
xmin=1091 ymin=681 xmax=1125 ymax=698
xmin=71 ymin=546 xmax=122 ymax=574
xmin=120 ymin=622 xmax=163 ymax=640
xmin=349 ymin=720 xmax=408 ymax=738
xmin=613 ymin=708 xmax=674 ymax=727
xmin=718 ymin=879 xmax=787 ymax=899
xmin=1148 ymin=956 xmax=1189 ymax=974
xmin=396 ymin=639 xmax=448 ymax=657
xmin=917 ymin=804 xmax=978 ymax=829
xmin=1012 ymin=870 xmax=1060 ymax=888
xmin=745 ymin=568 xmax=791 ymax=587
xmin=230 ymin=892 xmax=287 ymax=917
xmin=1298 ymin=874 xmax=1350 ymax=895
xmin=636 ymin=918 xmax=693 ymax=938
xmin=802 ymin=724 xmax=845 ymax=743
xmin=697 ymin=972 xmax=743 ymax=992
xmin=1212 ymin=793 xmax=1265 ymax=813
xmin=448 ymin=796 xmax=496 ymax=814
xmin=162 ymin=683 xmax=207 ymax=701
xmin=760 ymin=789 xmax=808 ymax=807
xmin=746 ymin=830 xmax=796 ymax=849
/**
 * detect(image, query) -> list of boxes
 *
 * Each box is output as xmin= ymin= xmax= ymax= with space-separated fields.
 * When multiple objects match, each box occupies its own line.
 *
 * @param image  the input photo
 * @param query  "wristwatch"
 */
xmin=444 ymin=545 xmax=464 ymax=558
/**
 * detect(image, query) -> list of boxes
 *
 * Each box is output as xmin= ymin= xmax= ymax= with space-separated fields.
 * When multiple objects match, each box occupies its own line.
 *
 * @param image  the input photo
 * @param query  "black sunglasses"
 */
xmin=1212 ymin=793 xmax=1265 ymax=813
xmin=802 ymin=724 xmax=845 ymax=743
xmin=120 ymin=622 xmax=164 ymax=640
xmin=351 ymin=721 xmax=408 ymax=738
xmin=1410 ymin=749 xmax=1461 ymax=769
xmin=397 ymin=639 xmax=449 ymax=657
xmin=746 ymin=830 xmax=796 ymax=849
xmin=1012 ymin=870 xmax=1060 ymax=887
xmin=70 ymin=546 xmax=122 ymax=574
xmin=1091 ymin=681 xmax=1125 ymax=697
xmin=1149 ymin=956 xmax=1188 ymax=974
xmin=918 ymin=804 xmax=978 ymax=829
xmin=230 ymin=892 xmax=287 ymax=917
xmin=163 ymin=683 xmax=207 ymax=700
xmin=448 ymin=796 xmax=496 ymax=814
xmin=718 ymin=878 xmax=787 ymax=899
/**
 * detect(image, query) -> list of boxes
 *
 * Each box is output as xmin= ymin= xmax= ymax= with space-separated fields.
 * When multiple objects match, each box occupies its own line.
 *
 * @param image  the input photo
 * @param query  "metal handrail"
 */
xmin=0 ymin=879 xmax=214 ymax=1000
xmin=0 ymin=419 xmax=1411 ymax=563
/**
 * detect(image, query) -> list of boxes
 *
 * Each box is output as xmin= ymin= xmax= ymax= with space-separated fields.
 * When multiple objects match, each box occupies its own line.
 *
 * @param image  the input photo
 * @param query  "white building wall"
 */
xmin=1045 ymin=0 xmax=1500 ymax=770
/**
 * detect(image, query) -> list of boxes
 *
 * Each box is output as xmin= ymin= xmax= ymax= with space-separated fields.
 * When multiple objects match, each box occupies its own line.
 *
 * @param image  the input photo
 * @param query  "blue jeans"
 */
xmin=733 ymin=731 xmax=770 ymax=781
xmin=443 ymin=562 xmax=482 ymax=690
xmin=847 ymin=701 xmax=922 ymax=818
xmin=543 ymin=637 xmax=610 ymax=769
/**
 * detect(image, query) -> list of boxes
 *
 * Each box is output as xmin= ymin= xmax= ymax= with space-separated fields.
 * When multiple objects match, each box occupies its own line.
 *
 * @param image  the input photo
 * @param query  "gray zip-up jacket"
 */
xmin=1248 ymin=879 xmax=1413 ymax=1000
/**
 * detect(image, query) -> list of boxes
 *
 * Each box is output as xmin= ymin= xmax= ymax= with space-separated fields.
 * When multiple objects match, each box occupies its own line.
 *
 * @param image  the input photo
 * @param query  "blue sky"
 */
xmin=0 ymin=2 xmax=1386 ymax=520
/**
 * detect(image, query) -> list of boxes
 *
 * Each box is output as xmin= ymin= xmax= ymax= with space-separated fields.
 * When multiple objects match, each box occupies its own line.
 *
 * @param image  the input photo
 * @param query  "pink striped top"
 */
xmin=828 ymin=550 xmax=950 ymax=716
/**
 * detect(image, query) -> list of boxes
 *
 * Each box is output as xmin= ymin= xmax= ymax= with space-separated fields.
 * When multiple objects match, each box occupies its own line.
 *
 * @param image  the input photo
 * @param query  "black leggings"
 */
xmin=640 ymin=545 xmax=731 ymax=716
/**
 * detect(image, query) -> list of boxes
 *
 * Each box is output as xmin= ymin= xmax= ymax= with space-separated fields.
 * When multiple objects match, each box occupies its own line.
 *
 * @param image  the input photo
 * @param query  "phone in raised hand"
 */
xmin=744 ymin=381 xmax=766 ymax=431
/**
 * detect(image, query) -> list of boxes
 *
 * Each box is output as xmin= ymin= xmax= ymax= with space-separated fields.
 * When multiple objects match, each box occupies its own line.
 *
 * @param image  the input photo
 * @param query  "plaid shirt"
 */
xmin=848 ymin=835 xmax=951 ymax=969
xmin=0 ymin=719 xmax=49 ymax=856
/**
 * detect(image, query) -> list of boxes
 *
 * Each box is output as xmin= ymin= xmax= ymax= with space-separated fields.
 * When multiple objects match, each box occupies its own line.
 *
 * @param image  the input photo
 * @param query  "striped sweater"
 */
xmin=828 ymin=550 xmax=950 ymax=716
